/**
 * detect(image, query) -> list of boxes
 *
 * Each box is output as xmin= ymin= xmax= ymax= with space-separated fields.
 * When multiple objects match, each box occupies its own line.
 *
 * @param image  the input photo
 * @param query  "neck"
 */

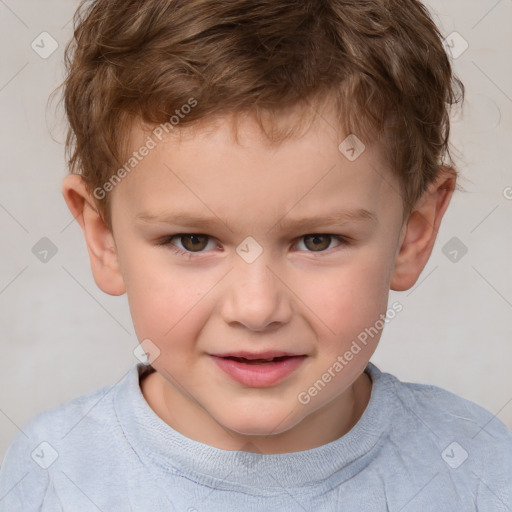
xmin=141 ymin=369 xmax=373 ymax=454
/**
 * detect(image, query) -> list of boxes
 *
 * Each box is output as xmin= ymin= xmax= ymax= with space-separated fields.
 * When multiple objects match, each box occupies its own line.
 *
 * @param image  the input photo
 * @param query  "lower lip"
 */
xmin=210 ymin=355 xmax=307 ymax=387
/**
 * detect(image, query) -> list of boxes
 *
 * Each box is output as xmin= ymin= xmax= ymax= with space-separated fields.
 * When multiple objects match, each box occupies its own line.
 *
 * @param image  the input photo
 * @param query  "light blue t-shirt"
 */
xmin=1 ymin=361 xmax=511 ymax=511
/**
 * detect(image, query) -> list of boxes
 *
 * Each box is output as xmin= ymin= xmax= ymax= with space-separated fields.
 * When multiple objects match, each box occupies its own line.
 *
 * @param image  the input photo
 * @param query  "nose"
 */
xmin=220 ymin=256 xmax=293 ymax=332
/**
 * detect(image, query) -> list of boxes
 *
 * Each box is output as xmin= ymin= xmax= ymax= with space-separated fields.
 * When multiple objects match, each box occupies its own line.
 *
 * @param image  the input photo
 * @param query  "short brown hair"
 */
xmin=61 ymin=0 xmax=464 ymax=229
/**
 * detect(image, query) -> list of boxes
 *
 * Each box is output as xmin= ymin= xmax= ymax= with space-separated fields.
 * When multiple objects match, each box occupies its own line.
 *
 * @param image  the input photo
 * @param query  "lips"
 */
xmin=210 ymin=353 xmax=307 ymax=386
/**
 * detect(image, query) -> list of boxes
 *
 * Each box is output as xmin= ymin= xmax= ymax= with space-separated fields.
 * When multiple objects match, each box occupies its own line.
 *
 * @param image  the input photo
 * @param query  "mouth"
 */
xmin=209 ymin=352 xmax=307 ymax=387
xmin=220 ymin=355 xmax=296 ymax=365
xmin=212 ymin=350 xmax=304 ymax=361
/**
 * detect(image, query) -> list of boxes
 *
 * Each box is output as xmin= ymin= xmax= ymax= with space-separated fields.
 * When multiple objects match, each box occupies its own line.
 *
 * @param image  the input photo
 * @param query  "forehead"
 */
xmin=111 ymin=111 xmax=402 ymax=229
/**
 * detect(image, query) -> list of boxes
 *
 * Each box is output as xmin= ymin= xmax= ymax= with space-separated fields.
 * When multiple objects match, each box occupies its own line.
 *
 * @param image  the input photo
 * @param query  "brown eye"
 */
xmin=179 ymin=234 xmax=209 ymax=252
xmin=302 ymin=234 xmax=333 ymax=251
xmin=158 ymin=233 xmax=218 ymax=257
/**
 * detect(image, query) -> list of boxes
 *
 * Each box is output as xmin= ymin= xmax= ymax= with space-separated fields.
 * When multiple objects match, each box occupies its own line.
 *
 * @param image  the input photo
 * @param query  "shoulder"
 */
xmin=0 ymin=370 xmax=132 ymax=510
xmin=389 ymin=373 xmax=512 ymax=445
xmin=372 ymin=365 xmax=512 ymax=507
xmin=18 ymin=375 xmax=120 ymax=445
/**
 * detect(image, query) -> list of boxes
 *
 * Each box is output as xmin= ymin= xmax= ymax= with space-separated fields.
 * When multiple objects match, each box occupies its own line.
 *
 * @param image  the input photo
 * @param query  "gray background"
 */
xmin=1 ymin=0 xmax=511 ymax=462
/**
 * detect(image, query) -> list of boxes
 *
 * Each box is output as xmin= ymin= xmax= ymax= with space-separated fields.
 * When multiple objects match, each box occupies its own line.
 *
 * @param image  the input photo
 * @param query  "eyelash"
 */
xmin=157 ymin=233 xmax=350 ymax=259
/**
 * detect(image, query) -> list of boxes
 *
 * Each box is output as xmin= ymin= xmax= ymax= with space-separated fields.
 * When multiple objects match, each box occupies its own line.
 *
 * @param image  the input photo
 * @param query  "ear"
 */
xmin=61 ymin=174 xmax=126 ymax=296
xmin=390 ymin=166 xmax=456 ymax=291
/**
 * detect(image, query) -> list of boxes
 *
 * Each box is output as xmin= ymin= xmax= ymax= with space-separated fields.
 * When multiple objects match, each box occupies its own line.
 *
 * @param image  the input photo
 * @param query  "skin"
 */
xmin=62 ymin=107 xmax=455 ymax=454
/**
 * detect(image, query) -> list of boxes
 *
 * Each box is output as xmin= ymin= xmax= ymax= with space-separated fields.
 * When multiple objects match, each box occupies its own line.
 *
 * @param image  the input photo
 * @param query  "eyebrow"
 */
xmin=136 ymin=207 xmax=377 ymax=232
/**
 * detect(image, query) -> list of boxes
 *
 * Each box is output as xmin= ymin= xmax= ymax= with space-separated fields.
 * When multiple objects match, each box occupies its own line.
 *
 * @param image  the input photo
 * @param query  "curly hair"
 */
xmin=61 ymin=0 xmax=464 ymax=229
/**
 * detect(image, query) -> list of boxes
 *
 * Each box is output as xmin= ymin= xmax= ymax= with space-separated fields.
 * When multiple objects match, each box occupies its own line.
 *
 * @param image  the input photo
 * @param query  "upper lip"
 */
xmin=211 ymin=350 xmax=304 ymax=360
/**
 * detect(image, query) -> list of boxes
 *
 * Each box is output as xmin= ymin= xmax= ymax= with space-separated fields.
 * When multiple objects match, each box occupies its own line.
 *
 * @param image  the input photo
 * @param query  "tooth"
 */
xmin=239 ymin=357 xmax=275 ymax=363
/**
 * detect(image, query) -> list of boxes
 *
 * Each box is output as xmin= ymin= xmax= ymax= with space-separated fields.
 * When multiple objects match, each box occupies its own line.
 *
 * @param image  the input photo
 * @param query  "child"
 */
xmin=1 ymin=0 xmax=511 ymax=510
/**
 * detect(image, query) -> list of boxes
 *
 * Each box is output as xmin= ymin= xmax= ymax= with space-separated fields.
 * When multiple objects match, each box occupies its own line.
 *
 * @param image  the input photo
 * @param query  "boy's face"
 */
xmin=64 ymin=107 xmax=453 ymax=453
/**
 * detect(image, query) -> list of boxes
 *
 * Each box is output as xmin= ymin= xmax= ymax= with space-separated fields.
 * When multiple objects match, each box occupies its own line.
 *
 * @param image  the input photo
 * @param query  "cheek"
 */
xmin=121 ymin=248 xmax=203 ymax=340
xmin=300 ymin=255 xmax=392 ymax=347
xmin=123 ymin=260 xmax=228 ymax=356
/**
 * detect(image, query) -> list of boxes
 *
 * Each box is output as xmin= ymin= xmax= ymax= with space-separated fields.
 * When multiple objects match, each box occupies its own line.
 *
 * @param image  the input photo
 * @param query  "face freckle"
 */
xmin=109 ymin=110 xmax=406 ymax=454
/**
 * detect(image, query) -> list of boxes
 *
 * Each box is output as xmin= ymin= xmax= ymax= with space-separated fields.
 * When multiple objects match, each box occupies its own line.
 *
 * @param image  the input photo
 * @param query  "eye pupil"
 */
xmin=182 ymin=234 xmax=208 ymax=251
xmin=304 ymin=234 xmax=330 ymax=251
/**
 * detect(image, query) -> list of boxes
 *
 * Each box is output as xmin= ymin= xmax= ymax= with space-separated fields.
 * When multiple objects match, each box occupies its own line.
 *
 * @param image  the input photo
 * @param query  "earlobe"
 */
xmin=61 ymin=174 xmax=126 ymax=296
xmin=390 ymin=167 xmax=456 ymax=291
